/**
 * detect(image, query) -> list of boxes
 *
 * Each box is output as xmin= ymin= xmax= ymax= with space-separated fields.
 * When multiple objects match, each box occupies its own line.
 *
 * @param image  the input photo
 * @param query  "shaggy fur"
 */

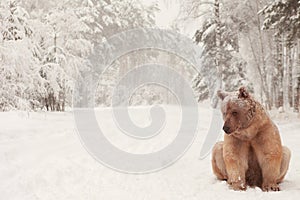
xmin=212 ymin=87 xmax=291 ymax=191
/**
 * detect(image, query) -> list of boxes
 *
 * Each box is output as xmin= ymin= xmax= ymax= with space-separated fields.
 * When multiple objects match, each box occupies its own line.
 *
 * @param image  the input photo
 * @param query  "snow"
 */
xmin=0 ymin=104 xmax=299 ymax=200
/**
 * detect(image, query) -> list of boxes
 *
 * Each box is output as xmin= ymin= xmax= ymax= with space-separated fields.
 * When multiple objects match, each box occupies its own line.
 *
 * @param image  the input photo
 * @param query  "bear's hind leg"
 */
xmin=277 ymin=146 xmax=291 ymax=184
xmin=212 ymin=142 xmax=227 ymax=180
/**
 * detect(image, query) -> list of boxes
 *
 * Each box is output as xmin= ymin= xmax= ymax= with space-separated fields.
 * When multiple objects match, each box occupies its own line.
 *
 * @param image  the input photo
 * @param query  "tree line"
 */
xmin=1 ymin=0 xmax=299 ymax=112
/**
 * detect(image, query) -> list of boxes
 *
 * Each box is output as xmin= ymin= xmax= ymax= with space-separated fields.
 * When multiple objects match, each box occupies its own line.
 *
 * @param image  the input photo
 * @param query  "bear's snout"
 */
xmin=223 ymin=126 xmax=231 ymax=134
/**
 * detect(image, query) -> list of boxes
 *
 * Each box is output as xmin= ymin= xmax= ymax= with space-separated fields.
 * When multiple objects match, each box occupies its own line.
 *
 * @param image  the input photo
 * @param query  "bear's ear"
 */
xmin=238 ymin=87 xmax=250 ymax=99
xmin=217 ymin=90 xmax=229 ymax=100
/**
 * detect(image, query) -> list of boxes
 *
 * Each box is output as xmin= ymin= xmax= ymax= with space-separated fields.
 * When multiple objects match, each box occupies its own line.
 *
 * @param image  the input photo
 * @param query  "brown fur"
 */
xmin=212 ymin=87 xmax=291 ymax=191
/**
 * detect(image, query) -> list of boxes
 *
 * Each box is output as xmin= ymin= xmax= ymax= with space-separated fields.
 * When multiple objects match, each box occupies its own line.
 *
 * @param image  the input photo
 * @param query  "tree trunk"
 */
xmin=255 ymin=0 xmax=271 ymax=109
xmin=295 ymin=77 xmax=300 ymax=112
xmin=287 ymin=45 xmax=293 ymax=108
xmin=294 ymin=39 xmax=300 ymax=112
xmin=246 ymin=34 xmax=270 ymax=108
xmin=276 ymin=34 xmax=284 ymax=108
xmin=211 ymin=0 xmax=222 ymax=108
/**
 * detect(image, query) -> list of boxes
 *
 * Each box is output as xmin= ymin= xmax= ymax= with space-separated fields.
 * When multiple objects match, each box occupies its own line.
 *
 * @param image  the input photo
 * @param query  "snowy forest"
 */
xmin=1 ymin=1 xmax=300 ymax=199
xmin=0 ymin=0 xmax=300 ymax=112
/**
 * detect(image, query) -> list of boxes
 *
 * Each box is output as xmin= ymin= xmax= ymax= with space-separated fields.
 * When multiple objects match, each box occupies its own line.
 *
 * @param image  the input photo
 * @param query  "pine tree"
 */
xmin=192 ymin=4 xmax=252 ymax=104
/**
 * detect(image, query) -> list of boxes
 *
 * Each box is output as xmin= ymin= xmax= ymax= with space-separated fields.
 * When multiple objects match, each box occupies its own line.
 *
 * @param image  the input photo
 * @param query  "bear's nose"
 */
xmin=223 ymin=126 xmax=231 ymax=134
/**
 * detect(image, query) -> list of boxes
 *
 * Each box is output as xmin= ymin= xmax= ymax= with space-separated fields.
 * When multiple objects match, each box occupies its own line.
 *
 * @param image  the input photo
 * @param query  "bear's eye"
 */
xmin=232 ymin=111 xmax=238 ymax=116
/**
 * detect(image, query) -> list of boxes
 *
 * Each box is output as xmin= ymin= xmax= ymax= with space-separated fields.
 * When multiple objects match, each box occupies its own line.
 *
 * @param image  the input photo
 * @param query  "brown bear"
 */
xmin=211 ymin=87 xmax=291 ymax=191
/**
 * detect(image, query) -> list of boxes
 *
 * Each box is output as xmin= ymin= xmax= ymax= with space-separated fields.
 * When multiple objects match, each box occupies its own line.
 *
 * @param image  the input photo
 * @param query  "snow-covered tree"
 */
xmin=261 ymin=0 xmax=300 ymax=45
xmin=261 ymin=0 xmax=300 ymax=111
xmin=0 ymin=0 xmax=44 ymax=111
xmin=189 ymin=1 xmax=252 ymax=106
xmin=0 ymin=0 xmax=159 ymax=111
xmin=39 ymin=5 xmax=93 ymax=111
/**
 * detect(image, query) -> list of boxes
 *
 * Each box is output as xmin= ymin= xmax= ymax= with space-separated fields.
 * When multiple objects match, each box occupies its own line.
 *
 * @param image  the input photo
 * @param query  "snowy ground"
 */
xmin=0 ymin=104 xmax=300 ymax=200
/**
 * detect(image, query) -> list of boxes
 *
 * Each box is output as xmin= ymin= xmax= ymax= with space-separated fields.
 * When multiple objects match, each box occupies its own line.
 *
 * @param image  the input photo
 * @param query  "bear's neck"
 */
xmin=253 ymin=101 xmax=270 ymax=127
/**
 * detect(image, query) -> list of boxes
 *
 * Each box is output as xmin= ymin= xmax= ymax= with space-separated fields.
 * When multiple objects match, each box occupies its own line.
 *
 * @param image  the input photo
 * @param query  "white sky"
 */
xmin=142 ymin=0 xmax=180 ymax=28
xmin=155 ymin=0 xmax=180 ymax=28
xmin=141 ymin=0 xmax=201 ymax=37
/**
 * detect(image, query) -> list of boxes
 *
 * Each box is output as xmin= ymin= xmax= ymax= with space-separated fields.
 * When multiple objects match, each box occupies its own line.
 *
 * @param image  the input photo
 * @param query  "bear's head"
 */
xmin=217 ymin=87 xmax=256 ymax=134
